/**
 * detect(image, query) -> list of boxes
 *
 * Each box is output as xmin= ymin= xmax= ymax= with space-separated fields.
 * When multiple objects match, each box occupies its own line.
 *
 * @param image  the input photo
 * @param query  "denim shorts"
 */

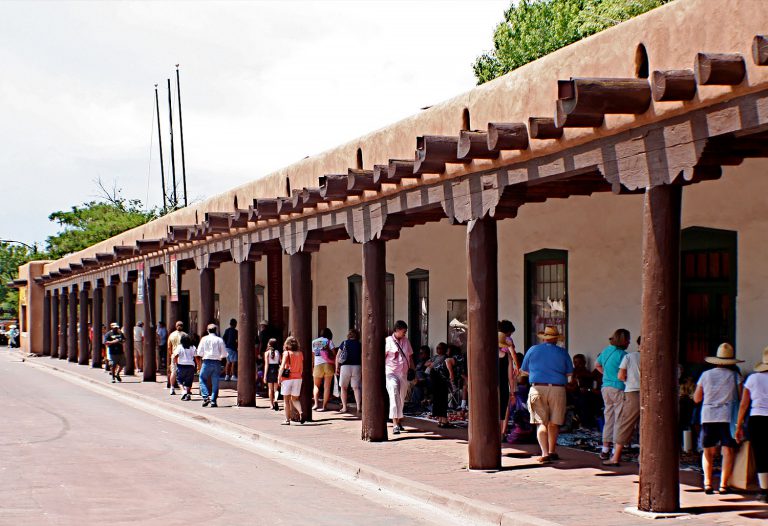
xmin=227 ymin=349 xmax=238 ymax=362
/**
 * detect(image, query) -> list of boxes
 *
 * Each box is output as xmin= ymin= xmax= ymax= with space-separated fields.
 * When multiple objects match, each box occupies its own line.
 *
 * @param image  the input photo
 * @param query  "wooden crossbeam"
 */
xmin=695 ymin=53 xmax=746 ymax=85
xmin=414 ymin=135 xmax=469 ymax=174
xmin=320 ymin=175 xmax=349 ymax=199
xmin=528 ymin=117 xmax=564 ymax=139
xmin=457 ymin=131 xmax=499 ymax=160
xmin=754 ymin=35 xmax=768 ymax=66
xmin=652 ymin=70 xmax=697 ymax=101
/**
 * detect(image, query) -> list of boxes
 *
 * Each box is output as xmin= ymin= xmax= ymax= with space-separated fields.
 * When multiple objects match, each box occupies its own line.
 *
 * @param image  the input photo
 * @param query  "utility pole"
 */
xmin=176 ymin=65 xmax=188 ymax=207
xmin=167 ymin=78 xmax=177 ymax=209
xmin=154 ymin=85 xmax=167 ymax=212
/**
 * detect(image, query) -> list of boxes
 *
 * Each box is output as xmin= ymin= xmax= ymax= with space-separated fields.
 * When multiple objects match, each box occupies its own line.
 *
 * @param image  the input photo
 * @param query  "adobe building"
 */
xmin=13 ymin=0 xmax=768 ymax=513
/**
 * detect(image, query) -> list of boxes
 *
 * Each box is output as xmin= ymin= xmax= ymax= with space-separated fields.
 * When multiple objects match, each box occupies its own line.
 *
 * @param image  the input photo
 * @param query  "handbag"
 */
xmin=337 ymin=341 xmax=348 ymax=365
xmin=281 ymin=352 xmax=292 ymax=378
xmin=729 ymin=370 xmax=741 ymax=438
xmin=392 ymin=336 xmax=416 ymax=381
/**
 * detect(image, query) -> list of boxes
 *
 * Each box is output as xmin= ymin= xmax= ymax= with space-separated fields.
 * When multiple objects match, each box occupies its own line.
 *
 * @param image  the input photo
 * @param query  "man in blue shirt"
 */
xmin=596 ymin=329 xmax=629 ymax=460
xmin=521 ymin=326 xmax=573 ymax=463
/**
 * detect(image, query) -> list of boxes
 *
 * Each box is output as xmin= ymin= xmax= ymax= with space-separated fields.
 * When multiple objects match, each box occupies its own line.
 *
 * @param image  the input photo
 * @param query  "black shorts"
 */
xmin=176 ymin=364 xmax=195 ymax=388
xmin=701 ymin=422 xmax=737 ymax=448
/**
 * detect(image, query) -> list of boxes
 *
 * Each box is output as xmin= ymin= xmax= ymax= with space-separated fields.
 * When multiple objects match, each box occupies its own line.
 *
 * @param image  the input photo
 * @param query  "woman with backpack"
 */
xmin=278 ymin=336 xmax=305 ymax=425
xmin=263 ymin=338 xmax=281 ymax=411
xmin=336 ymin=329 xmax=362 ymax=414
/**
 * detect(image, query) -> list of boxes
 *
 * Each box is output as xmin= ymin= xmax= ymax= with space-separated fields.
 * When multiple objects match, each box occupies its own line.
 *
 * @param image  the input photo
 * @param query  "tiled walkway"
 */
xmin=25 ymin=353 xmax=768 ymax=526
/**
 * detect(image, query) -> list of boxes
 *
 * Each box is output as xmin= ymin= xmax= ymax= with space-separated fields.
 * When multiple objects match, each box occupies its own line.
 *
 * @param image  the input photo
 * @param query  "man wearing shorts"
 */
xmin=521 ymin=325 xmax=573 ymax=463
xmin=166 ymin=321 xmax=184 ymax=395
xmin=104 ymin=323 xmax=126 ymax=383
xmin=311 ymin=328 xmax=335 ymax=411
xmin=223 ymin=318 xmax=238 ymax=382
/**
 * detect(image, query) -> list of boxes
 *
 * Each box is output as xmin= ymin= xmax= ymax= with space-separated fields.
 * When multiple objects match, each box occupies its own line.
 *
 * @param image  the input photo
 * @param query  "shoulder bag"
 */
xmin=392 ymin=336 xmax=415 ymax=381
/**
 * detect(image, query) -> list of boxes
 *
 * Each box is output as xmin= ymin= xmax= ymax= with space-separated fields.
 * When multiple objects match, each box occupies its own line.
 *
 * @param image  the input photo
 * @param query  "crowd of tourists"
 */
xmin=90 ymin=315 xmax=768 ymax=503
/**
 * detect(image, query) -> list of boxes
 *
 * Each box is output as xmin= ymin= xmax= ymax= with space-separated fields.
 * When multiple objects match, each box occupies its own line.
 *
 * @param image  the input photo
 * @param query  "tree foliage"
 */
xmin=473 ymin=0 xmax=670 ymax=84
xmin=0 ymin=243 xmax=43 ymax=318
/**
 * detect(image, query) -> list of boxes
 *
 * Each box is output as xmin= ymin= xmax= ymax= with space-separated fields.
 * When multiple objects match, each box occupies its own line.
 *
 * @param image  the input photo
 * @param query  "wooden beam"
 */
xmin=122 ymin=281 xmax=136 ymax=375
xmin=237 ymin=260 xmax=257 ymax=407
xmin=319 ymin=175 xmax=349 ymax=199
xmin=300 ymin=188 xmax=323 ymax=207
xmin=558 ymin=77 xmax=651 ymax=115
xmin=487 ymin=122 xmax=529 ymax=151
xmin=695 ymin=52 xmax=746 ymax=85
xmin=388 ymin=159 xmax=417 ymax=181
xmin=42 ymin=292 xmax=51 ymax=357
xmin=651 ymin=70 xmax=697 ymax=102
xmin=78 ymin=287 xmax=89 ymax=365
xmin=555 ymin=100 xmax=604 ymax=128
xmin=91 ymin=286 xmax=102 ymax=367
xmin=278 ymin=195 xmax=302 ymax=215
xmin=95 ymin=252 xmax=115 ymax=263
xmin=51 ymin=292 xmax=59 ymax=360
xmin=136 ymin=239 xmax=164 ymax=254
xmin=289 ymin=251 xmax=313 ymax=421
xmin=204 ymin=212 xmax=231 ymax=233
xmin=414 ymin=135 xmax=469 ymax=174
xmin=347 ymin=170 xmax=379 ymax=194
xmin=528 ymin=117 xmax=564 ymax=139
xmin=754 ymin=35 xmax=768 ymax=66
xmin=457 ymin=130 xmax=500 ymax=160
xmin=143 ymin=276 xmax=157 ymax=381
xmin=229 ymin=209 xmax=251 ymax=228
xmin=113 ymin=245 xmax=137 ymax=258
xmin=253 ymin=198 xmax=280 ymax=220
xmin=68 ymin=287 xmax=78 ymax=362
xmin=59 ymin=287 xmax=68 ymax=360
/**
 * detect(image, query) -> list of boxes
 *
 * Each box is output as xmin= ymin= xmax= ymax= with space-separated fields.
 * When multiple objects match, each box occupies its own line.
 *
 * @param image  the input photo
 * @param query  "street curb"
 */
xmin=20 ymin=352 xmax=562 ymax=526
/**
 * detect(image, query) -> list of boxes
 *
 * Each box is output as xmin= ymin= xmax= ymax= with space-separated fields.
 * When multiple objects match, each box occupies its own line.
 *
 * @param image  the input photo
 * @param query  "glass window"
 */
xmin=525 ymin=250 xmax=567 ymax=349
xmin=408 ymin=269 xmax=429 ymax=350
xmin=255 ymin=285 xmax=265 ymax=325
xmin=349 ymin=273 xmax=395 ymax=333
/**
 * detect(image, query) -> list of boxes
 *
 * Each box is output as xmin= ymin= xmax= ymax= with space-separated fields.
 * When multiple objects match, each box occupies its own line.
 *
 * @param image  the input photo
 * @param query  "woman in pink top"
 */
xmin=385 ymin=320 xmax=415 ymax=435
xmin=278 ymin=336 xmax=305 ymax=425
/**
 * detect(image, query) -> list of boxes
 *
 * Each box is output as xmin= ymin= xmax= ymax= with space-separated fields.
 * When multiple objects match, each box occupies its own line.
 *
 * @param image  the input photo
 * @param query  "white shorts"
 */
xmin=339 ymin=365 xmax=362 ymax=389
xmin=280 ymin=379 xmax=302 ymax=397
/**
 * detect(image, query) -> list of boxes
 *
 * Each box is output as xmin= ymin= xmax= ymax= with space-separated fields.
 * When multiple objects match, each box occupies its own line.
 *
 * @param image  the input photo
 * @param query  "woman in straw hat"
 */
xmin=735 ymin=347 xmax=768 ymax=503
xmin=693 ymin=343 xmax=743 ymax=495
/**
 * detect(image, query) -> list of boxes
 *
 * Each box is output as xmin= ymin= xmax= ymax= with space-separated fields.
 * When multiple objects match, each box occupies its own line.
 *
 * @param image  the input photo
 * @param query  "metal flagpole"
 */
xmin=167 ymin=78 xmax=177 ymax=209
xmin=175 ymin=65 xmax=188 ymax=207
xmin=154 ymin=85 xmax=167 ymax=212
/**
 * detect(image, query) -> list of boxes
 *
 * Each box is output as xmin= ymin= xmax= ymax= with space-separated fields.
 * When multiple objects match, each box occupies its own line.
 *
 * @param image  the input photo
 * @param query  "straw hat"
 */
xmin=755 ymin=347 xmax=768 ymax=373
xmin=537 ymin=326 xmax=562 ymax=342
xmin=705 ymin=343 xmax=744 ymax=365
xmin=109 ymin=322 xmax=119 ymax=329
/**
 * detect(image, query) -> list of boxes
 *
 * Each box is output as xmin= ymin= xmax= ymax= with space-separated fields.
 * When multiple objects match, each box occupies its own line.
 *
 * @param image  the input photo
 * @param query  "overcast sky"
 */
xmin=0 ymin=0 xmax=509 ymax=247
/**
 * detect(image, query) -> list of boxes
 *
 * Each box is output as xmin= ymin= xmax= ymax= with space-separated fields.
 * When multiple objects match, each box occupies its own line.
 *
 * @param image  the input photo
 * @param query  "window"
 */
xmin=408 ymin=269 xmax=429 ymax=350
xmin=159 ymin=295 xmax=167 ymax=325
xmin=348 ymin=273 xmax=394 ymax=332
xmin=525 ymin=250 xmax=568 ymax=349
xmin=255 ymin=285 xmax=265 ymax=325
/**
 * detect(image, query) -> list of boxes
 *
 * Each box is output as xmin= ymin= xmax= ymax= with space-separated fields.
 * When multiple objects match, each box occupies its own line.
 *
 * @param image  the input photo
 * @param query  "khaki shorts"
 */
xmin=615 ymin=390 xmax=640 ymax=445
xmin=313 ymin=363 xmax=334 ymax=379
xmin=528 ymin=385 xmax=566 ymax=425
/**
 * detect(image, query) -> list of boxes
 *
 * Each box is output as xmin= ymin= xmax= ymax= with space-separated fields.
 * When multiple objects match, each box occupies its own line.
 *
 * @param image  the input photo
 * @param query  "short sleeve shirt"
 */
xmin=697 ymin=367 xmax=740 ymax=423
xmin=133 ymin=326 xmax=144 ymax=341
xmin=520 ymin=343 xmax=573 ymax=385
xmin=105 ymin=331 xmax=125 ymax=353
xmin=597 ymin=345 xmax=627 ymax=390
xmin=312 ymin=337 xmax=331 ymax=365
xmin=744 ymin=372 xmax=768 ymax=417
xmin=385 ymin=335 xmax=413 ymax=377
xmin=619 ymin=351 xmax=641 ymax=392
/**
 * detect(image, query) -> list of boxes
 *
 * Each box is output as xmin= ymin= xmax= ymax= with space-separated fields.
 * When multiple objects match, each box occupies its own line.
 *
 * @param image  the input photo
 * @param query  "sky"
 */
xmin=0 ymin=0 xmax=510 ymax=248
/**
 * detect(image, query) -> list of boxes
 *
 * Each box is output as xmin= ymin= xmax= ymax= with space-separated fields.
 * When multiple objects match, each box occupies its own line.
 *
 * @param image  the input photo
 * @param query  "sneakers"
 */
xmin=210 ymin=400 xmax=218 ymax=408
xmin=116 ymin=373 xmax=122 ymax=382
xmin=202 ymin=397 xmax=211 ymax=407
xmin=181 ymin=393 xmax=190 ymax=401
xmin=231 ymin=375 xmax=237 ymax=381
xmin=599 ymin=451 xmax=611 ymax=460
xmin=273 ymin=402 xmax=279 ymax=411
xmin=224 ymin=375 xmax=231 ymax=381
xmin=170 ymin=388 xmax=176 ymax=395
xmin=393 ymin=426 xmax=401 ymax=435
xmin=111 ymin=376 xmax=116 ymax=384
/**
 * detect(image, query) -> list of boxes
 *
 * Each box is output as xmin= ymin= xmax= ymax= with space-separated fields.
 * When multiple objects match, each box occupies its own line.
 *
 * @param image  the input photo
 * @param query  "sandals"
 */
xmin=718 ymin=486 xmax=730 ymax=495
xmin=704 ymin=485 xmax=714 ymax=495
xmin=537 ymin=455 xmax=552 ymax=464
xmin=281 ymin=420 xmax=291 ymax=425
xmin=602 ymin=460 xmax=620 ymax=466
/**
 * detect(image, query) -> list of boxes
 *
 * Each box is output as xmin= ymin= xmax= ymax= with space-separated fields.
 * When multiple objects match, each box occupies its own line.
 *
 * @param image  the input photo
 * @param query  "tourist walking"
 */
xmin=156 ymin=321 xmax=168 ymax=372
xmin=263 ymin=338 xmax=281 ymax=411
xmin=278 ymin=336 xmax=304 ymax=425
xmin=735 ymin=347 xmax=768 ymax=502
xmin=694 ymin=343 xmax=743 ymax=494
xmin=133 ymin=321 xmax=144 ymax=372
xmin=430 ymin=342 xmax=455 ymax=428
xmin=166 ymin=321 xmax=184 ymax=395
xmin=336 ymin=329 xmax=362 ymax=414
xmin=311 ymin=328 xmax=336 ymax=412
xmin=596 ymin=329 xmax=630 ymax=460
xmin=385 ymin=320 xmax=415 ymax=435
xmin=104 ymin=323 xmax=126 ymax=383
xmin=196 ymin=324 xmax=227 ymax=408
xmin=223 ymin=318 xmax=238 ymax=381
xmin=605 ymin=335 xmax=641 ymax=466
xmin=173 ymin=334 xmax=197 ymax=401
xmin=520 ymin=325 xmax=573 ymax=463
xmin=498 ymin=320 xmax=520 ymax=439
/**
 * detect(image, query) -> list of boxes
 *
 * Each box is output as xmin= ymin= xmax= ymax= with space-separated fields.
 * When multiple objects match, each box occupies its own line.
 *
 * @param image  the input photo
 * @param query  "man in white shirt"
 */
xmin=196 ymin=324 xmax=227 ymax=408
xmin=605 ymin=336 xmax=642 ymax=466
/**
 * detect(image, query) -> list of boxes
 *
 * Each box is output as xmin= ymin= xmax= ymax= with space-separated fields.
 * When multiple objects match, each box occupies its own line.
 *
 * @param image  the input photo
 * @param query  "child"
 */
xmin=173 ymin=334 xmax=197 ymax=401
xmin=264 ymin=338 xmax=281 ymax=411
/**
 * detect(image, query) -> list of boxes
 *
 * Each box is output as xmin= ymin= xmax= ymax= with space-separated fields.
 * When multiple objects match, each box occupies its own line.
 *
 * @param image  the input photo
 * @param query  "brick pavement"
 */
xmin=24 ymin=353 xmax=768 ymax=526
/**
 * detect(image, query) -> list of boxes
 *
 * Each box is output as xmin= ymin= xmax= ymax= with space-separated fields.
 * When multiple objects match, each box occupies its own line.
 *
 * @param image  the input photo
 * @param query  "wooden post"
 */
xmin=68 ymin=286 xmax=78 ymax=362
xmin=43 ymin=292 xmax=51 ymax=357
xmin=361 ymin=239 xmax=388 ymax=442
xmin=638 ymin=184 xmax=682 ymax=513
xmin=238 ymin=260 xmax=256 ymax=406
xmin=59 ymin=287 xmax=68 ymax=360
xmin=143 ymin=277 xmax=157 ymax=381
xmin=200 ymin=268 xmax=215 ymax=331
xmin=51 ymin=292 xmax=59 ymax=359
xmin=467 ymin=216 xmax=501 ymax=470
xmin=105 ymin=283 xmax=117 ymax=326
xmin=123 ymin=281 xmax=135 ymax=375
xmin=267 ymin=251 xmax=284 ymax=336
xmin=91 ymin=286 xmax=103 ymax=367
xmin=289 ymin=251 xmax=313 ymax=421
xmin=78 ymin=287 xmax=89 ymax=365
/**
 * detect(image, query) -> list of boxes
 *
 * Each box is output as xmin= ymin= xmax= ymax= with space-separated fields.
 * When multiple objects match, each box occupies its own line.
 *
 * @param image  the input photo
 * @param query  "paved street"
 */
xmin=0 ymin=351 xmax=443 ymax=526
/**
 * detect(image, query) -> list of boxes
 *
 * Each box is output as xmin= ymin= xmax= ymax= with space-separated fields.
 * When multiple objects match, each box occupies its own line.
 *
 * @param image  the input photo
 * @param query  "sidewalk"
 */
xmin=22 ymin=352 xmax=768 ymax=526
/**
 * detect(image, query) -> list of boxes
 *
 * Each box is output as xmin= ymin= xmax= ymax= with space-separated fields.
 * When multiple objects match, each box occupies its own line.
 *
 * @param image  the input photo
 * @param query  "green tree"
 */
xmin=45 ymin=180 xmax=160 ymax=259
xmin=473 ymin=0 xmax=670 ymax=84
xmin=0 ymin=243 xmax=43 ymax=318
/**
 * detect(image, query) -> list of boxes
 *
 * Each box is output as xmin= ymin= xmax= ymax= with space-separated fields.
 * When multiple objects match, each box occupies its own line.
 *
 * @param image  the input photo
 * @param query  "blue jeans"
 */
xmin=199 ymin=359 xmax=222 ymax=401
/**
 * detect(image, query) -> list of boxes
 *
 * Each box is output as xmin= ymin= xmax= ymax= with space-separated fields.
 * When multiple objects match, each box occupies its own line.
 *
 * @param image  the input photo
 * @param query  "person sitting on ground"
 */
xmin=735 ymin=346 xmax=768 ymax=503
xmin=448 ymin=344 xmax=468 ymax=411
xmin=385 ymin=320 xmax=415 ymax=435
xmin=605 ymin=335 xmax=641 ymax=466
xmin=567 ymin=353 xmax=598 ymax=428
xmin=278 ymin=336 xmax=304 ymax=425
xmin=173 ymin=333 xmax=197 ymax=401
xmin=429 ymin=342 xmax=455 ymax=428
xmin=263 ymin=338 xmax=281 ymax=411
xmin=596 ymin=329 xmax=630 ymax=460
xmin=223 ymin=318 xmax=238 ymax=381
xmin=196 ymin=324 xmax=227 ymax=408
xmin=520 ymin=325 xmax=573 ymax=464
xmin=694 ymin=342 xmax=743 ymax=495
xmin=311 ymin=328 xmax=336 ymax=412
xmin=104 ymin=323 xmax=126 ymax=383
xmin=166 ymin=321 xmax=184 ymax=395
xmin=133 ymin=321 xmax=144 ymax=372
xmin=498 ymin=320 xmax=520 ymax=439
xmin=336 ymin=329 xmax=363 ymax=414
